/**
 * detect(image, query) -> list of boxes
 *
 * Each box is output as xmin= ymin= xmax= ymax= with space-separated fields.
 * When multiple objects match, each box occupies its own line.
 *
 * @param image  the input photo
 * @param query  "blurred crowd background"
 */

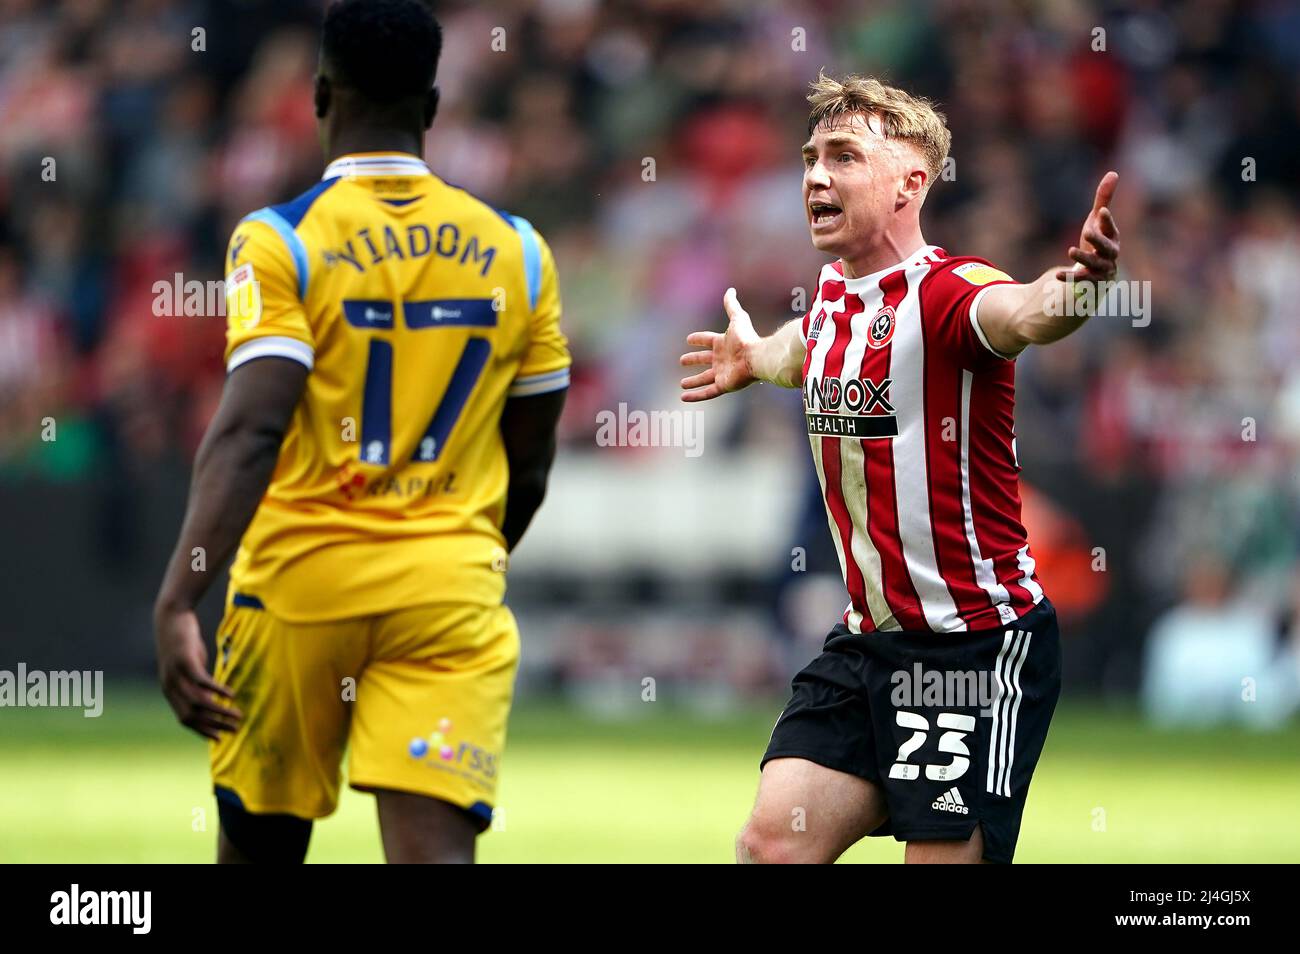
xmin=2 ymin=0 xmax=1299 ymax=725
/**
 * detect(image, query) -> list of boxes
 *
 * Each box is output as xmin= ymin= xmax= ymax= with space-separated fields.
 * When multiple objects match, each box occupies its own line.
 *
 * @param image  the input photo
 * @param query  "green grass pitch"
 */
xmin=2 ymin=685 xmax=1297 ymax=862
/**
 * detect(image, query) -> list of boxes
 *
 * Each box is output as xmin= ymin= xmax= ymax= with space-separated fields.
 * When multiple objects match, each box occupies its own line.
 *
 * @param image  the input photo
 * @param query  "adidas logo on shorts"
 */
xmin=931 ymin=787 xmax=969 ymax=815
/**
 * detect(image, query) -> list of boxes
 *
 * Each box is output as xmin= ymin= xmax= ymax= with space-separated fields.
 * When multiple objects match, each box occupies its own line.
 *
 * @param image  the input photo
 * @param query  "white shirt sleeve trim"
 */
xmin=508 ymin=367 xmax=570 ymax=397
xmin=227 ymin=336 xmax=315 ymax=373
xmin=969 ymin=285 xmax=1018 ymax=361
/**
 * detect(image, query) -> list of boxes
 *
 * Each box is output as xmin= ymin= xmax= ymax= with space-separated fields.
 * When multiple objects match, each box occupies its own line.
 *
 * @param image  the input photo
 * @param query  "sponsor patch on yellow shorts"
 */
xmin=210 ymin=595 xmax=519 ymax=826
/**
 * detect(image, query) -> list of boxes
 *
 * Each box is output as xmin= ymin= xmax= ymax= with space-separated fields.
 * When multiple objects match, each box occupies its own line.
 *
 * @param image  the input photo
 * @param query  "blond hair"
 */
xmin=807 ymin=72 xmax=951 ymax=184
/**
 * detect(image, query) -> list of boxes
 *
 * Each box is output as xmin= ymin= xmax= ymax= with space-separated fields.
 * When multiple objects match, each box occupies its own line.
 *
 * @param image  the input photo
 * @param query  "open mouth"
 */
xmin=809 ymin=201 xmax=843 ymax=226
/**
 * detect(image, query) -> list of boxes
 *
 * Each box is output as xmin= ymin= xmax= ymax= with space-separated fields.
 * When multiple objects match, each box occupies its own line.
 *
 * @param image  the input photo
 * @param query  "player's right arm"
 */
xmin=679 ymin=288 xmax=806 ymax=402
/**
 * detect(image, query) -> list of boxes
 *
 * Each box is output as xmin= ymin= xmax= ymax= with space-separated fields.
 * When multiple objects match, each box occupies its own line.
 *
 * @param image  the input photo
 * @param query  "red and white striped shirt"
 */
xmin=800 ymin=245 xmax=1044 ymax=634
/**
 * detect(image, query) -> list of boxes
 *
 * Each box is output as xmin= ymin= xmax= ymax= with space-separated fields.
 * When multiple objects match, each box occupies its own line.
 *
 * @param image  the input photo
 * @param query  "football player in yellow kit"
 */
xmin=153 ymin=0 xmax=569 ymax=863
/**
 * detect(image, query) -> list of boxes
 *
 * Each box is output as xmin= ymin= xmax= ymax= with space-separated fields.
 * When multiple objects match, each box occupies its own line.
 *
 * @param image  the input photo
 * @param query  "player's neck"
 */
xmin=840 ymin=229 xmax=927 ymax=279
xmin=325 ymin=129 xmax=424 ymax=165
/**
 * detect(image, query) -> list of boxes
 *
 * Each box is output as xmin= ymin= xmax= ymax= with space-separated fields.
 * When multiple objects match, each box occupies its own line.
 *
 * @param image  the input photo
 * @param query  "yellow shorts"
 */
xmin=209 ymin=594 xmax=519 ymax=826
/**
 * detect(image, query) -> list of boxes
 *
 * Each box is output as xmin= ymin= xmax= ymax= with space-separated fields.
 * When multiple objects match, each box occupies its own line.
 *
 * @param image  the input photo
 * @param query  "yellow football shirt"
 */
xmin=221 ymin=152 xmax=569 ymax=622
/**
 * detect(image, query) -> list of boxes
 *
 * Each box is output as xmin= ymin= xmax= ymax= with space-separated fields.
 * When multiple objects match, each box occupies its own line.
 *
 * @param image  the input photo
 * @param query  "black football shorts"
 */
xmin=762 ymin=599 xmax=1061 ymax=863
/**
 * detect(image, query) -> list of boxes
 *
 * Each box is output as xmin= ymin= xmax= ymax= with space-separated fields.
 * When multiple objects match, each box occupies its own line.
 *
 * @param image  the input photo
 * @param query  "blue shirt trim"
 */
xmin=273 ymin=177 xmax=340 ymax=228
xmin=241 ymin=178 xmax=340 ymax=300
xmin=509 ymin=215 xmax=542 ymax=312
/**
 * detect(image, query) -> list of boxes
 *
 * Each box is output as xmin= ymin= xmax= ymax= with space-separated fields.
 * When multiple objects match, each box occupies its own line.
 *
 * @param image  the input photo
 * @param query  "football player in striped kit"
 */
xmin=681 ymin=73 xmax=1120 ymax=863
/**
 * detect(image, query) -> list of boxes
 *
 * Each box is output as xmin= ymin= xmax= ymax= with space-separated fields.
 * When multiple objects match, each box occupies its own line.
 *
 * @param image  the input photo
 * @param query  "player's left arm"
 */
xmin=974 ymin=171 xmax=1120 ymax=357
xmin=155 ymin=358 xmax=307 ymax=614
xmin=153 ymin=218 xmax=313 ymax=740
xmin=153 ymin=358 xmax=307 ymax=738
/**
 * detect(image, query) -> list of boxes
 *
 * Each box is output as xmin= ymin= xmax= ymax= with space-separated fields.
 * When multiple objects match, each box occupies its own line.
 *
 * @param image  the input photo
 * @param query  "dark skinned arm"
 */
xmin=499 ymin=388 xmax=566 ymax=552
xmin=153 ymin=356 xmax=308 ymax=740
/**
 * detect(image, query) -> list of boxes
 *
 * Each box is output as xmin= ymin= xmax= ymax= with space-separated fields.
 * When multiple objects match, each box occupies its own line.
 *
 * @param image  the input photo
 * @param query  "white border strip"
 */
xmin=227 ymin=335 xmax=314 ymax=373
xmin=987 ymin=629 xmax=1014 ymax=794
xmin=969 ymin=284 xmax=1019 ymax=360
xmin=960 ymin=369 xmax=1012 ymax=612
xmin=508 ymin=367 xmax=570 ymax=398
xmin=999 ymin=631 xmax=1033 ymax=797
xmin=322 ymin=154 xmax=432 ymax=180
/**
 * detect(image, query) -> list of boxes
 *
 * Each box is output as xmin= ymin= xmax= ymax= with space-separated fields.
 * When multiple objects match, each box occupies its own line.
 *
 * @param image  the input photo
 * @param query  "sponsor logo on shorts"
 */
xmin=408 ymin=717 xmax=498 ymax=784
xmin=931 ymin=787 xmax=969 ymax=815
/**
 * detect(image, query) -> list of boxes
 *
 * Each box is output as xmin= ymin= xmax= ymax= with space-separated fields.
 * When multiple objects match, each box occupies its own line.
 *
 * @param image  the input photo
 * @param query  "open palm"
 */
xmin=679 ymin=288 xmax=760 ymax=402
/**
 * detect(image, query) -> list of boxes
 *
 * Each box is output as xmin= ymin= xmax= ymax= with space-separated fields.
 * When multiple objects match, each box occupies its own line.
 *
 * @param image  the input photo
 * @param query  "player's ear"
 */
xmin=423 ymin=86 xmax=439 ymax=130
xmin=897 ymin=166 xmax=927 ymax=208
xmin=314 ymin=75 xmax=331 ymax=120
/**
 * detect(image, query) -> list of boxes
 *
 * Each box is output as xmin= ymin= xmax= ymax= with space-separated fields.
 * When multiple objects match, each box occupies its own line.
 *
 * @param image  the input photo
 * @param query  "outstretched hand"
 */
xmin=679 ymin=287 xmax=760 ymax=403
xmin=1056 ymin=171 xmax=1120 ymax=283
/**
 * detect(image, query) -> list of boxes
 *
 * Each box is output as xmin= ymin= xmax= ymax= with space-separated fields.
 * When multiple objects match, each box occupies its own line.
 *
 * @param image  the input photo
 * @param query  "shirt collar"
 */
xmin=840 ymin=244 xmax=941 ymax=291
xmin=322 ymin=152 xmax=432 ymax=180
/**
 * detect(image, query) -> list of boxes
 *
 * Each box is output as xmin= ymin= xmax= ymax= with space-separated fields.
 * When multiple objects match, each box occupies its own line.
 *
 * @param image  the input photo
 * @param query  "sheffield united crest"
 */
xmin=867 ymin=305 xmax=896 ymax=349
